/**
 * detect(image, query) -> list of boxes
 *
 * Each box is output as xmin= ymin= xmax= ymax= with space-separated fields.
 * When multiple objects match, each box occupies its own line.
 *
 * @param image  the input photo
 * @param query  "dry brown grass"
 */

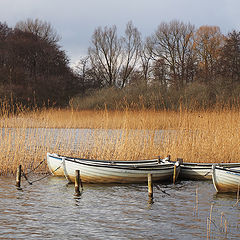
xmin=0 ymin=106 xmax=239 ymax=175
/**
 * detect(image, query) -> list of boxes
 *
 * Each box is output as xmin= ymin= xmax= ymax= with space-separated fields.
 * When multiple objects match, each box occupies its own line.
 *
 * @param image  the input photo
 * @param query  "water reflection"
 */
xmin=74 ymin=195 xmax=82 ymax=206
xmin=213 ymin=192 xmax=238 ymax=201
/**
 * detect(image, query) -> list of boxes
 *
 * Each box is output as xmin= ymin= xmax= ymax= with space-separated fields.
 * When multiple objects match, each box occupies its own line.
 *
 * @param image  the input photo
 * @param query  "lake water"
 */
xmin=0 ymin=176 xmax=239 ymax=239
xmin=0 ymin=127 xmax=176 ymax=152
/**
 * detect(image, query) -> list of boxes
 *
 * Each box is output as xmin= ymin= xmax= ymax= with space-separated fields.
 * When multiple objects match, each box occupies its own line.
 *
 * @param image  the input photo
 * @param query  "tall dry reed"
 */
xmin=0 ymin=105 xmax=239 ymax=175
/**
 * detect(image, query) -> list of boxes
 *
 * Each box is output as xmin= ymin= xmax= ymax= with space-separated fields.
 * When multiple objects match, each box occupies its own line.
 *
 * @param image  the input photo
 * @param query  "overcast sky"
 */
xmin=1 ymin=0 xmax=240 ymax=66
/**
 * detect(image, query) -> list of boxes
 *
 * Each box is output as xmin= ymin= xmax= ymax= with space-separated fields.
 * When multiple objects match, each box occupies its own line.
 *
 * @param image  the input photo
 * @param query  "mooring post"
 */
xmin=173 ymin=158 xmax=182 ymax=184
xmin=75 ymin=170 xmax=81 ymax=196
xmin=16 ymin=165 xmax=22 ymax=189
xmin=173 ymin=164 xmax=177 ymax=184
xmin=148 ymin=173 xmax=153 ymax=199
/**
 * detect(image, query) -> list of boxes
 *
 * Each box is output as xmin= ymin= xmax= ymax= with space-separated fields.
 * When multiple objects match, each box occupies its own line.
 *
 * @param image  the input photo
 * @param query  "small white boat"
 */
xmin=212 ymin=164 xmax=240 ymax=193
xmin=180 ymin=162 xmax=240 ymax=181
xmin=47 ymin=153 xmax=180 ymax=183
xmin=47 ymin=153 xmax=167 ymax=176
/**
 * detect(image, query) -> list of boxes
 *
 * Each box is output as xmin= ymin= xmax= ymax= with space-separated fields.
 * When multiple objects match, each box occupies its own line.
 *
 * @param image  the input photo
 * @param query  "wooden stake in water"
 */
xmin=74 ymin=170 xmax=81 ymax=196
xmin=148 ymin=173 xmax=153 ymax=199
xmin=173 ymin=164 xmax=177 ymax=184
xmin=16 ymin=165 xmax=22 ymax=190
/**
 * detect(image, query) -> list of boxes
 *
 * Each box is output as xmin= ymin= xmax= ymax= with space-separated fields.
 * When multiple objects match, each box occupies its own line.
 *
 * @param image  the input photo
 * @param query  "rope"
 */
xmin=204 ymin=171 xmax=211 ymax=176
xmin=21 ymin=170 xmax=32 ymax=185
xmin=24 ymin=159 xmax=46 ymax=176
xmin=21 ymin=158 xmax=62 ymax=185
xmin=154 ymin=183 xmax=171 ymax=196
xmin=28 ymin=165 xmax=62 ymax=184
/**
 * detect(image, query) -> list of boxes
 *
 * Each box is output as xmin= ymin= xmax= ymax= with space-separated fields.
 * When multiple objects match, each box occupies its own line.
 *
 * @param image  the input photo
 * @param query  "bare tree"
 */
xmin=139 ymin=39 xmax=152 ymax=82
xmin=194 ymin=25 xmax=224 ymax=82
xmin=119 ymin=21 xmax=141 ymax=88
xmin=15 ymin=18 xmax=60 ymax=45
xmin=218 ymin=30 xmax=240 ymax=83
xmin=148 ymin=20 xmax=195 ymax=88
xmin=75 ymin=56 xmax=90 ymax=80
xmin=74 ymin=56 xmax=101 ymax=90
xmin=152 ymin=58 xmax=169 ymax=86
xmin=88 ymin=22 xmax=141 ymax=88
xmin=88 ymin=25 xmax=122 ymax=87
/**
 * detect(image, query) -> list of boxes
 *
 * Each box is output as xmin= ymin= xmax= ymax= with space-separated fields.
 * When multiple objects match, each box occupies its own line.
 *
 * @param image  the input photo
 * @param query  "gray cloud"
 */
xmin=1 ymin=0 xmax=239 ymax=65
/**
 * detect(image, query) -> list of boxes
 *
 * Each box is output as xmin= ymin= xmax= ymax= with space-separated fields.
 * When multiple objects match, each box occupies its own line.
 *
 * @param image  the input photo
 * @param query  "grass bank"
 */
xmin=70 ymin=81 xmax=240 ymax=111
xmin=0 ymin=105 xmax=239 ymax=175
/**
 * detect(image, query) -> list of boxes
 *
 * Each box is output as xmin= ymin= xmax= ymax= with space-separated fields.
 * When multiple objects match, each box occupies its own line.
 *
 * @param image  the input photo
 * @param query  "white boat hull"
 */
xmin=212 ymin=164 xmax=240 ymax=193
xmin=180 ymin=163 xmax=213 ymax=180
xmin=47 ymin=153 xmax=65 ymax=176
xmin=47 ymin=153 xmax=179 ymax=183
xmin=180 ymin=163 xmax=240 ymax=181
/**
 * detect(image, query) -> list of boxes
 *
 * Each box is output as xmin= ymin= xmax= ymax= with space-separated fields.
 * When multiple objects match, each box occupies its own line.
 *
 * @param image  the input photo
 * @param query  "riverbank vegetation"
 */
xmin=0 ymin=102 xmax=239 ymax=175
xmin=0 ymin=19 xmax=240 ymax=175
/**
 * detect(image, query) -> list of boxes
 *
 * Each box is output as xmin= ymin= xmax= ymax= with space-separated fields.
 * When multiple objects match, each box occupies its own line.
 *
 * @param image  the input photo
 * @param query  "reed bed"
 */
xmin=0 ymin=105 xmax=239 ymax=175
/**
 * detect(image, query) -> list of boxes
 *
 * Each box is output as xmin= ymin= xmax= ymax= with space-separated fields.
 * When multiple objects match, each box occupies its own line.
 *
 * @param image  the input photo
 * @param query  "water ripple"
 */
xmin=0 ymin=177 xmax=240 ymax=239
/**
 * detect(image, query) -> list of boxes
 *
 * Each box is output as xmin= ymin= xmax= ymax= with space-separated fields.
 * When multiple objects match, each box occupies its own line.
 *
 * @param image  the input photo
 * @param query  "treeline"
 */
xmin=0 ymin=19 xmax=81 ymax=107
xmin=74 ymin=20 xmax=240 ymax=109
xmin=1 ymin=19 xmax=240 ymax=109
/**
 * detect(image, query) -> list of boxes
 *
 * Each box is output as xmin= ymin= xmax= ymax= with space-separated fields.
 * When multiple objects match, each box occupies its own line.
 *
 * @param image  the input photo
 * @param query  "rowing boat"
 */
xmin=212 ymin=164 xmax=240 ymax=193
xmin=180 ymin=162 xmax=240 ymax=181
xmin=47 ymin=153 xmax=167 ymax=177
xmin=47 ymin=153 xmax=180 ymax=183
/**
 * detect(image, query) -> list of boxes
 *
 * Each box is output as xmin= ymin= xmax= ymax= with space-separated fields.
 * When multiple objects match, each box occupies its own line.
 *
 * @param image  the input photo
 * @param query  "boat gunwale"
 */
xmin=64 ymin=157 xmax=178 ymax=171
xmin=181 ymin=162 xmax=240 ymax=170
xmin=47 ymin=153 xmax=176 ymax=170
xmin=214 ymin=165 xmax=240 ymax=174
xmin=182 ymin=163 xmax=213 ymax=166
xmin=47 ymin=153 xmax=166 ymax=164
xmin=181 ymin=166 xmax=212 ymax=170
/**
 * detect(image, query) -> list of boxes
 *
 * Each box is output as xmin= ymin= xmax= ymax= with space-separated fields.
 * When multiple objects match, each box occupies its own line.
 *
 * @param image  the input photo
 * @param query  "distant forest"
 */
xmin=0 ymin=19 xmax=240 ymax=109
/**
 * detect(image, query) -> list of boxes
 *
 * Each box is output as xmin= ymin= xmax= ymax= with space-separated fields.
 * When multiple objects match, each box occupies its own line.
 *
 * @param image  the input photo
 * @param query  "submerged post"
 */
xmin=75 ymin=170 xmax=81 ymax=196
xmin=16 ymin=165 xmax=22 ymax=189
xmin=148 ymin=173 xmax=153 ymax=199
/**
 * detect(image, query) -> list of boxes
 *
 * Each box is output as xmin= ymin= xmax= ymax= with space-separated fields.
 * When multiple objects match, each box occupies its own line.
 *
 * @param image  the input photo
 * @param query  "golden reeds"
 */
xmin=0 ymin=105 xmax=239 ymax=175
